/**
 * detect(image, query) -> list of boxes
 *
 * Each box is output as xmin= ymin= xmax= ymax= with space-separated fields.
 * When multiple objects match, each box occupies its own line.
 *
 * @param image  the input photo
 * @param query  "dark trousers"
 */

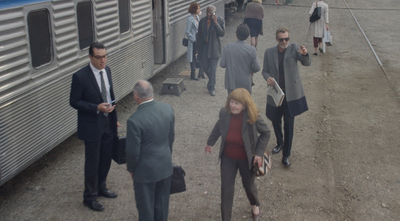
xmin=200 ymin=43 xmax=219 ymax=91
xmin=83 ymin=117 xmax=114 ymax=202
xmin=272 ymin=97 xmax=295 ymax=157
xmin=134 ymin=176 xmax=172 ymax=221
xmin=220 ymin=155 xmax=259 ymax=221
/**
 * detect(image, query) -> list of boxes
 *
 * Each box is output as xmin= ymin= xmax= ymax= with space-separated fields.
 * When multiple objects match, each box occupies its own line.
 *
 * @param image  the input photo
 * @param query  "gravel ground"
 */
xmin=1 ymin=0 xmax=400 ymax=220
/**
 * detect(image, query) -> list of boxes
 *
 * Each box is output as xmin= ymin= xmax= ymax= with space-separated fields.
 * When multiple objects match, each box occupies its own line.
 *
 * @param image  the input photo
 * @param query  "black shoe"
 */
xmin=282 ymin=157 xmax=291 ymax=166
xmin=190 ymin=77 xmax=199 ymax=80
xmin=313 ymin=53 xmax=318 ymax=56
xmin=209 ymin=90 xmax=215 ymax=96
xmin=83 ymin=200 xmax=104 ymax=212
xmin=272 ymin=145 xmax=283 ymax=154
xmin=98 ymin=189 xmax=118 ymax=198
xmin=198 ymin=74 xmax=206 ymax=79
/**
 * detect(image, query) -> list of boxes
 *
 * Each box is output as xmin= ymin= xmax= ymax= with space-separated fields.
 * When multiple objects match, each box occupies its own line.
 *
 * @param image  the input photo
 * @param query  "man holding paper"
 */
xmin=262 ymin=27 xmax=311 ymax=166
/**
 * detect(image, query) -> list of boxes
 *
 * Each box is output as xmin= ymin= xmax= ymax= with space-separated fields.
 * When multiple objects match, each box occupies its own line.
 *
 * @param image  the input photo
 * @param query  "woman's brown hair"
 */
xmin=225 ymin=88 xmax=259 ymax=124
xmin=188 ymin=2 xmax=200 ymax=14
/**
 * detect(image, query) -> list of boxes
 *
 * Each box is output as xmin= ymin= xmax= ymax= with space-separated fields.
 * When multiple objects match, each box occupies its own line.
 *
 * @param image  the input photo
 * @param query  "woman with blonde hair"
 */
xmin=243 ymin=0 xmax=264 ymax=49
xmin=205 ymin=88 xmax=270 ymax=221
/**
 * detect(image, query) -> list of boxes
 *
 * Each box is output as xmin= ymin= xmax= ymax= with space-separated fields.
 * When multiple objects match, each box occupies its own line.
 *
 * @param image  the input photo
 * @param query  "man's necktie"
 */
xmin=99 ymin=71 xmax=108 ymax=117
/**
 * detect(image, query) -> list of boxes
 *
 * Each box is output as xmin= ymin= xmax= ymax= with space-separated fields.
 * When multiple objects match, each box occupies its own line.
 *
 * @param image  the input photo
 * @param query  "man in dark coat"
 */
xmin=262 ymin=27 xmax=311 ymax=166
xmin=126 ymin=80 xmax=175 ymax=221
xmin=70 ymin=42 xmax=120 ymax=212
xmin=197 ymin=5 xmax=225 ymax=96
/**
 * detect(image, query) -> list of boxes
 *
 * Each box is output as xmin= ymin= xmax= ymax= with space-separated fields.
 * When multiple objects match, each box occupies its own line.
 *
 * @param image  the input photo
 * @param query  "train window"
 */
xmin=77 ymin=1 xmax=94 ymax=49
xmin=118 ymin=0 xmax=130 ymax=33
xmin=27 ymin=9 xmax=52 ymax=68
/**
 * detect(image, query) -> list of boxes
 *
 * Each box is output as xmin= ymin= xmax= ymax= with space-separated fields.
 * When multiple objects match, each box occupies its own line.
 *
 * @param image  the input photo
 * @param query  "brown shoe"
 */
xmin=252 ymin=208 xmax=261 ymax=221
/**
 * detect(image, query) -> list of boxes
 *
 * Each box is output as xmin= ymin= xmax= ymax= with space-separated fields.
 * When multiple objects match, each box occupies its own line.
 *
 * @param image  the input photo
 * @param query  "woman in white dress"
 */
xmin=307 ymin=0 xmax=329 ymax=55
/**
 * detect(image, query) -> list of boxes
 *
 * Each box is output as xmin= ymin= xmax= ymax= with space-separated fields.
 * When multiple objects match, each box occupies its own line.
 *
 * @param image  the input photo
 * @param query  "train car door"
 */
xmin=152 ymin=0 xmax=165 ymax=64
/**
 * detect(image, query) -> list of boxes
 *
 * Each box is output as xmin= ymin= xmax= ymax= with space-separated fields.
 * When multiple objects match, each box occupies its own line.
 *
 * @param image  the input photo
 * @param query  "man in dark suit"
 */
xmin=126 ymin=80 xmax=175 ymax=221
xmin=262 ymin=27 xmax=311 ymax=166
xmin=70 ymin=42 xmax=120 ymax=212
xmin=197 ymin=5 xmax=225 ymax=96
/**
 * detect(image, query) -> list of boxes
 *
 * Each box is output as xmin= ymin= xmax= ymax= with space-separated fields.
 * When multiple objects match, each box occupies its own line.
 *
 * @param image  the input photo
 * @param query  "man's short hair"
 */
xmin=89 ymin=42 xmax=105 ymax=56
xmin=207 ymin=5 xmax=216 ymax=12
xmin=133 ymin=80 xmax=154 ymax=100
xmin=275 ymin=27 xmax=290 ymax=38
xmin=236 ymin=24 xmax=250 ymax=41
xmin=188 ymin=2 xmax=200 ymax=14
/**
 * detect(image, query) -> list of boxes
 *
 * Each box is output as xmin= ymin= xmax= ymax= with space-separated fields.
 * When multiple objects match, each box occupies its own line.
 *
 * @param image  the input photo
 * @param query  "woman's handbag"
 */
xmin=253 ymin=151 xmax=272 ymax=177
xmin=249 ymin=126 xmax=271 ymax=176
xmin=182 ymin=38 xmax=188 ymax=47
xmin=170 ymin=165 xmax=186 ymax=194
xmin=309 ymin=2 xmax=321 ymax=23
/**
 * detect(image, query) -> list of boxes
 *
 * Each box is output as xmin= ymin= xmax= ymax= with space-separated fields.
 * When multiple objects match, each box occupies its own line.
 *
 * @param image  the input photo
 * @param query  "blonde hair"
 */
xmin=253 ymin=0 xmax=262 ymax=4
xmin=225 ymin=88 xmax=259 ymax=124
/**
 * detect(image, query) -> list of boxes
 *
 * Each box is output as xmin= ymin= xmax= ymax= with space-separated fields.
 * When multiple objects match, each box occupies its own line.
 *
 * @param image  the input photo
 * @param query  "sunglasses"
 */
xmin=278 ymin=38 xmax=290 ymax=42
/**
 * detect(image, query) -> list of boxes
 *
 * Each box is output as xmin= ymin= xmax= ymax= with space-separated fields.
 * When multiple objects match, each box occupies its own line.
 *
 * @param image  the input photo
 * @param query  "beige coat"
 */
xmin=307 ymin=1 xmax=329 ymax=38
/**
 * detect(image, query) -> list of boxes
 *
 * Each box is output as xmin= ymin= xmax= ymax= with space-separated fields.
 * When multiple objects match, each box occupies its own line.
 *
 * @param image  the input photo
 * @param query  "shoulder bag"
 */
xmin=309 ymin=2 xmax=321 ymax=23
xmin=170 ymin=165 xmax=186 ymax=194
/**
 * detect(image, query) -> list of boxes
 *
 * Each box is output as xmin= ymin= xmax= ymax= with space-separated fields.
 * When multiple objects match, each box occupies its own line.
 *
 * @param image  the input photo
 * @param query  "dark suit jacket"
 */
xmin=197 ymin=15 xmax=225 ymax=59
xmin=207 ymin=108 xmax=270 ymax=169
xmin=262 ymin=43 xmax=311 ymax=119
xmin=126 ymin=100 xmax=175 ymax=183
xmin=70 ymin=65 xmax=118 ymax=142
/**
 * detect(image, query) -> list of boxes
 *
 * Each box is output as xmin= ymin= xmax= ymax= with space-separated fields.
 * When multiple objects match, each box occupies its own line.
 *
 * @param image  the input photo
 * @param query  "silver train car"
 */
xmin=0 ymin=0 xmax=225 ymax=186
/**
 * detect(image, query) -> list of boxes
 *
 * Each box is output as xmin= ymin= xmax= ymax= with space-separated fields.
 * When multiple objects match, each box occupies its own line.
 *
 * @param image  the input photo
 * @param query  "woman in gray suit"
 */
xmin=185 ymin=2 xmax=204 ymax=80
xmin=205 ymin=88 xmax=270 ymax=221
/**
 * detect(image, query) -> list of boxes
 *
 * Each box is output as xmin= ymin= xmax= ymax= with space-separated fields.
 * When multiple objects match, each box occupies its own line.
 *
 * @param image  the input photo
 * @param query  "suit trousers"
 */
xmin=134 ymin=176 xmax=172 ymax=221
xmin=83 ymin=116 xmax=114 ymax=202
xmin=200 ymin=43 xmax=219 ymax=91
xmin=271 ymin=97 xmax=295 ymax=157
xmin=220 ymin=154 xmax=259 ymax=221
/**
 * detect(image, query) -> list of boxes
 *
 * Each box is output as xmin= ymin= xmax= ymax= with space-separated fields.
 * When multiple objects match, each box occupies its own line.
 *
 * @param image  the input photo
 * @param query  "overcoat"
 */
xmin=126 ymin=100 xmax=175 ymax=183
xmin=262 ymin=43 xmax=311 ymax=120
xmin=185 ymin=14 xmax=199 ymax=62
xmin=207 ymin=108 xmax=270 ymax=170
xmin=197 ymin=15 xmax=225 ymax=59
xmin=307 ymin=1 xmax=329 ymax=38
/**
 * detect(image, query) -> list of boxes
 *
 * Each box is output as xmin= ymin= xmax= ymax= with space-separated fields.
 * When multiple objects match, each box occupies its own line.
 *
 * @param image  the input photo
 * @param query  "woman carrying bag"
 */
xmin=205 ymin=88 xmax=270 ymax=221
xmin=307 ymin=0 xmax=329 ymax=55
xmin=185 ymin=2 xmax=204 ymax=80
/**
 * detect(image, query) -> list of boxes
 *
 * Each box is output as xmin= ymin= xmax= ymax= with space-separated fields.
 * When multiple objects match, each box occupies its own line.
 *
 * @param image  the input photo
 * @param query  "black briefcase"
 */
xmin=170 ymin=165 xmax=186 ymax=194
xmin=113 ymin=136 xmax=126 ymax=164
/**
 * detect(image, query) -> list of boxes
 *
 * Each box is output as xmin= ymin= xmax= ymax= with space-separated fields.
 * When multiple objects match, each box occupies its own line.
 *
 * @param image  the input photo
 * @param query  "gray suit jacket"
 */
xmin=207 ymin=108 xmax=270 ymax=169
xmin=262 ymin=43 xmax=311 ymax=119
xmin=220 ymin=40 xmax=260 ymax=93
xmin=126 ymin=100 xmax=175 ymax=183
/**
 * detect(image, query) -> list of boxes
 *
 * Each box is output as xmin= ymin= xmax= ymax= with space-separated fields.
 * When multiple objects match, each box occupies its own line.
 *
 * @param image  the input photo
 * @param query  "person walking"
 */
xmin=205 ymin=88 xmax=270 ymax=221
xmin=197 ymin=5 xmax=225 ymax=96
xmin=185 ymin=2 xmax=204 ymax=80
xmin=70 ymin=42 xmax=120 ymax=212
xmin=307 ymin=0 xmax=329 ymax=55
xmin=262 ymin=27 xmax=310 ymax=166
xmin=126 ymin=80 xmax=175 ymax=221
xmin=220 ymin=24 xmax=260 ymax=95
xmin=243 ymin=0 xmax=264 ymax=49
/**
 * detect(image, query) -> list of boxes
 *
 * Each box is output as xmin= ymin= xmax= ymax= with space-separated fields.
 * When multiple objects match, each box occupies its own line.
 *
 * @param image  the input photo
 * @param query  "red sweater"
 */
xmin=223 ymin=111 xmax=247 ymax=160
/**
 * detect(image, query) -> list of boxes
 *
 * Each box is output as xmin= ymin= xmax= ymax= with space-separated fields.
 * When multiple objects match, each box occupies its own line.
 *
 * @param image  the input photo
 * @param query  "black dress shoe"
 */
xmin=190 ymin=77 xmax=199 ymax=80
xmin=282 ymin=157 xmax=291 ymax=166
xmin=83 ymin=200 xmax=104 ymax=212
xmin=98 ymin=189 xmax=118 ymax=198
xmin=272 ymin=145 xmax=283 ymax=154
xmin=198 ymin=74 xmax=206 ymax=79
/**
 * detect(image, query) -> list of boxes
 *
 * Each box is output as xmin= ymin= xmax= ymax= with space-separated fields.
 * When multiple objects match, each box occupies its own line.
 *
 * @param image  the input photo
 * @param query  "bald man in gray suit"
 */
xmin=126 ymin=80 xmax=175 ymax=221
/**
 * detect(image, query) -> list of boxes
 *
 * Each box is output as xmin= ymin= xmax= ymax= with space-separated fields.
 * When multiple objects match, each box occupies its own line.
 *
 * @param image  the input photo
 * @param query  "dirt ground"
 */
xmin=1 ymin=0 xmax=400 ymax=220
